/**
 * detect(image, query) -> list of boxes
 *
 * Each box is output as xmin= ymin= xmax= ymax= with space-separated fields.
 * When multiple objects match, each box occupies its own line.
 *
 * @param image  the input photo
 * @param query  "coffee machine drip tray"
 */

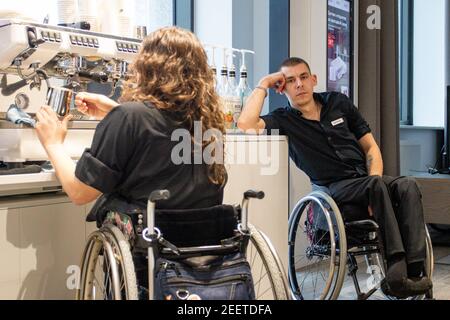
xmin=0 ymin=163 xmax=42 ymax=176
xmin=0 ymin=170 xmax=62 ymax=197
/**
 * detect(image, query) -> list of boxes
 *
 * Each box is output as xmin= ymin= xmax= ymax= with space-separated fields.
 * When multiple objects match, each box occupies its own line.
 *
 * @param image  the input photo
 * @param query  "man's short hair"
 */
xmin=280 ymin=57 xmax=311 ymax=74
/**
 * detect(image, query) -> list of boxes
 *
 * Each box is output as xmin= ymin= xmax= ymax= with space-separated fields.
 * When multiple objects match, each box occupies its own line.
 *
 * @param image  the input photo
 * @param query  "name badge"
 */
xmin=331 ymin=118 xmax=344 ymax=126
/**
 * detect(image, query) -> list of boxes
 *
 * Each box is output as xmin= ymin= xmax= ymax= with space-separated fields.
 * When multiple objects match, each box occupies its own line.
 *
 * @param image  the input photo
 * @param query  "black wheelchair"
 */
xmin=76 ymin=190 xmax=290 ymax=300
xmin=288 ymin=190 xmax=434 ymax=300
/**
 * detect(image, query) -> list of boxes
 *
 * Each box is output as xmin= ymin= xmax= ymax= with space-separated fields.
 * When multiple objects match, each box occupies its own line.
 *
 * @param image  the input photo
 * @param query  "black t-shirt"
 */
xmin=261 ymin=92 xmax=371 ymax=186
xmin=75 ymin=101 xmax=224 ymax=209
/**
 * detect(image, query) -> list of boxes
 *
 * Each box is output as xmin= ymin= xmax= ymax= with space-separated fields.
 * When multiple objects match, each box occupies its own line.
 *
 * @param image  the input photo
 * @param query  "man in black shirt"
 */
xmin=238 ymin=57 xmax=432 ymax=299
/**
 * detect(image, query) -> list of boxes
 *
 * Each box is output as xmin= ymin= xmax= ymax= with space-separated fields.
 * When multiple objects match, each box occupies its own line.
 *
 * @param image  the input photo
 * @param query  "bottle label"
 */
xmin=222 ymin=96 xmax=241 ymax=130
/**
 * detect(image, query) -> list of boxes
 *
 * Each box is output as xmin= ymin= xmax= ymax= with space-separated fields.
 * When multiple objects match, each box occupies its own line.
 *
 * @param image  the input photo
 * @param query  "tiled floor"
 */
xmin=337 ymin=244 xmax=450 ymax=300
xmin=292 ymin=227 xmax=450 ymax=300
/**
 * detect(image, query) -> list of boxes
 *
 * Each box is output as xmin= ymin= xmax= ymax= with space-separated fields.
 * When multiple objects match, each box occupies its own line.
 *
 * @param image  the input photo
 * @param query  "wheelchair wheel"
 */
xmin=77 ymin=224 xmax=138 ymax=300
xmin=288 ymin=191 xmax=347 ymax=300
xmin=247 ymin=224 xmax=290 ymax=300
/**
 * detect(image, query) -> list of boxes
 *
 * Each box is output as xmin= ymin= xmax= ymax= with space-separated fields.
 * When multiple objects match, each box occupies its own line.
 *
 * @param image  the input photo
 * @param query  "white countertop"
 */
xmin=0 ymin=135 xmax=288 ymax=196
xmin=0 ymin=170 xmax=62 ymax=196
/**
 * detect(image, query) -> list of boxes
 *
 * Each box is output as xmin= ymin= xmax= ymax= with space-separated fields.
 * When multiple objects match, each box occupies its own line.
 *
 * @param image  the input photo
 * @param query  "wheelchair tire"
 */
xmin=247 ymin=224 xmax=290 ymax=300
xmin=77 ymin=224 xmax=138 ymax=300
xmin=288 ymin=191 xmax=347 ymax=300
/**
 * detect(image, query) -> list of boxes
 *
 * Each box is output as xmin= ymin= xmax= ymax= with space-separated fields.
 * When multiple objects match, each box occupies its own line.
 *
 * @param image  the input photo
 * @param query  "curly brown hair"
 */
xmin=120 ymin=27 xmax=226 ymax=186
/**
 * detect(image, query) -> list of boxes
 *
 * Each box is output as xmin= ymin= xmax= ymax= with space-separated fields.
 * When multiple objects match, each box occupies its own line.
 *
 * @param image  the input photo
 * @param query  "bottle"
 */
xmin=236 ymin=49 xmax=255 ymax=127
xmin=227 ymin=50 xmax=241 ymax=129
xmin=206 ymin=45 xmax=218 ymax=88
xmin=217 ymin=48 xmax=233 ymax=130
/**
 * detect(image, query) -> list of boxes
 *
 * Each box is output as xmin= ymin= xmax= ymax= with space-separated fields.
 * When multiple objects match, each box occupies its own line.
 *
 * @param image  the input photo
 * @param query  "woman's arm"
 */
xmin=36 ymin=106 xmax=101 ymax=205
xmin=75 ymin=92 xmax=119 ymax=120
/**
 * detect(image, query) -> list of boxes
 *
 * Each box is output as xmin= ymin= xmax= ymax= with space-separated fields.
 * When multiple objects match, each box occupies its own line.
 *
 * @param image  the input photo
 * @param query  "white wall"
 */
xmin=413 ymin=0 xmax=446 ymax=128
xmin=194 ymin=0 xmax=270 ymax=113
xmin=194 ymin=0 xmax=233 ymax=68
xmin=289 ymin=0 xmax=328 ymax=209
xmin=290 ymin=0 xmax=327 ymax=92
xmin=252 ymin=0 xmax=270 ymax=115
xmin=0 ymin=0 xmax=58 ymax=24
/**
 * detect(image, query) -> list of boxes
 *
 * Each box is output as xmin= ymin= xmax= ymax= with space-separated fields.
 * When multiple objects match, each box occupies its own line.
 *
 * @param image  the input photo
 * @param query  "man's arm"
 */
xmin=358 ymin=133 xmax=384 ymax=176
xmin=238 ymin=72 xmax=286 ymax=132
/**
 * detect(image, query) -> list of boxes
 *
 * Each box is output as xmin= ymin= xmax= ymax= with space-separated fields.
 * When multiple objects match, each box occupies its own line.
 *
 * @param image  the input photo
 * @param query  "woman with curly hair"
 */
xmin=35 ymin=27 xmax=227 ymax=298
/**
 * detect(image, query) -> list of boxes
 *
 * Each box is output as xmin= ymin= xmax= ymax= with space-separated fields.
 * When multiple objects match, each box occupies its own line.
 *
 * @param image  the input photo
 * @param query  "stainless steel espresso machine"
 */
xmin=0 ymin=19 xmax=141 ymax=196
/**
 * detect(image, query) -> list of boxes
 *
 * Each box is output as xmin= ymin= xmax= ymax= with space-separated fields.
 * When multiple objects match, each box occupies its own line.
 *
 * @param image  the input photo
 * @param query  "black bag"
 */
xmin=154 ymin=252 xmax=255 ymax=300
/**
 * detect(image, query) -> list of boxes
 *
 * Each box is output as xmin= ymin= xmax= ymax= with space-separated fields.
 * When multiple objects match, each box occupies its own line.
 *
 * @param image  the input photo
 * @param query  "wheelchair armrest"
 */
xmin=345 ymin=220 xmax=379 ymax=232
xmin=244 ymin=190 xmax=265 ymax=200
xmin=149 ymin=190 xmax=171 ymax=202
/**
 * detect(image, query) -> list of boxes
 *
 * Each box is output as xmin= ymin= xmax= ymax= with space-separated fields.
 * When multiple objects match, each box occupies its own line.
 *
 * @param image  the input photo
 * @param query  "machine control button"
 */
xmin=41 ymin=31 xmax=49 ymax=41
xmin=70 ymin=35 xmax=77 ymax=45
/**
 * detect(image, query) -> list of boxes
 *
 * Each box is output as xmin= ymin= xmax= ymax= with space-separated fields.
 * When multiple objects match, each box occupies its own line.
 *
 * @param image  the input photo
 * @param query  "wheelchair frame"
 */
xmin=76 ymin=190 xmax=290 ymax=300
xmin=288 ymin=191 xmax=434 ymax=300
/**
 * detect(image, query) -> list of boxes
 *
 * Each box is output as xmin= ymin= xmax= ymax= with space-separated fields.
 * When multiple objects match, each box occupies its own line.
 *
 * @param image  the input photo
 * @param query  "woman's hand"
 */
xmin=35 ymin=106 xmax=73 ymax=149
xmin=74 ymin=92 xmax=119 ymax=120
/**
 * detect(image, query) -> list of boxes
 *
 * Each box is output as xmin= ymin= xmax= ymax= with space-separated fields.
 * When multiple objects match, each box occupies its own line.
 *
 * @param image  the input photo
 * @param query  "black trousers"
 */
xmin=327 ymin=175 xmax=426 ymax=264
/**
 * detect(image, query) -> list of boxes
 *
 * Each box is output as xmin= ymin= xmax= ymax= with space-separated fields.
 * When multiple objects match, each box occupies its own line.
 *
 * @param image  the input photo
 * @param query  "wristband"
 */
xmin=255 ymin=86 xmax=268 ymax=98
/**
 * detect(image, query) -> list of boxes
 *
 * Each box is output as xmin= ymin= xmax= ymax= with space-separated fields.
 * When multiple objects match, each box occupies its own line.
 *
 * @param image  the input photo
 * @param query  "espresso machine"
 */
xmin=0 ymin=19 xmax=141 ymax=195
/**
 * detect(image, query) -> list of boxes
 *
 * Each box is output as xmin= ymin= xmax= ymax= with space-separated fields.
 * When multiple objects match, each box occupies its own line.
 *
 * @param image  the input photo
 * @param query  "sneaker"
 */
xmin=381 ymin=277 xmax=433 ymax=299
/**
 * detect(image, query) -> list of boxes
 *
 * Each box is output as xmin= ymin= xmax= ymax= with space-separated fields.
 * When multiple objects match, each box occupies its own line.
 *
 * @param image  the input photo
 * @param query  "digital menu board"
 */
xmin=327 ymin=0 xmax=353 ymax=99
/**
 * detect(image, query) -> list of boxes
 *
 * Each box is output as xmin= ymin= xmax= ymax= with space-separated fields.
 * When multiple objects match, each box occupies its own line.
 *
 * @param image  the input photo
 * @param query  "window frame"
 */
xmin=173 ymin=0 xmax=194 ymax=31
xmin=399 ymin=0 xmax=414 ymax=125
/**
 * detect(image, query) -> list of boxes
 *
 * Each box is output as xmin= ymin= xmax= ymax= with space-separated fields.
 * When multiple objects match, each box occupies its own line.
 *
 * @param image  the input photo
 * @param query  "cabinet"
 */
xmin=0 ymin=194 xmax=88 ymax=300
xmin=415 ymin=174 xmax=450 ymax=225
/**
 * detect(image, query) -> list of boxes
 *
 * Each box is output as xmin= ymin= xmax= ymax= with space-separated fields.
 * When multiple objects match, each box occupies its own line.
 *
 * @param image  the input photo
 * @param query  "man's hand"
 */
xmin=259 ymin=72 xmax=286 ymax=94
xmin=35 ymin=106 xmax=73 ymax=149
xmin=74 ymin=92 xmax=119 ymax=120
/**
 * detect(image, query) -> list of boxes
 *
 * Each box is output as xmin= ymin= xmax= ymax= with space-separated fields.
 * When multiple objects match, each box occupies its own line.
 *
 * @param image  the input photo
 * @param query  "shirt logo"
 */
xmin=331 ymin=118 xmax=344 ymax=126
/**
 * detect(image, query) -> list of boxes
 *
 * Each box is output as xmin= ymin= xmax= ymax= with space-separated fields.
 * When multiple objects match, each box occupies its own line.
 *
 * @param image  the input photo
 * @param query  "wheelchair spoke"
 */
xmin=255 ymin=286 xmax=272 ymax=299
xmin=313 ymin=231 xmax=330 ymax=246
xmin=253 ymin=270 xmax=269 ymax=288
xmin=255 ymin=258 xmax=265 ymax=296
xmin=313 ymin=262 xmax=320 ymax=298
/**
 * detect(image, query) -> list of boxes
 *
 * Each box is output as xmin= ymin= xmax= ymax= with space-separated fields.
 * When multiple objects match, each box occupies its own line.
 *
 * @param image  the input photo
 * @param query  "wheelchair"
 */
xmin=288 ymin=190 xmax=434 ymax=300
xmin=76 ymin=190 xmax=290 ymax=300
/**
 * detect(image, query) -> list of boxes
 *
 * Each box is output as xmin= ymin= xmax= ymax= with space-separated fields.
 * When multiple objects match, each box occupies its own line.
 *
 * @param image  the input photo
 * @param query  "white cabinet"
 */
xmin=0 ymin=195 xmax=87 ymax=300
xmin=224 ymin=135 xmax=290 ymax=272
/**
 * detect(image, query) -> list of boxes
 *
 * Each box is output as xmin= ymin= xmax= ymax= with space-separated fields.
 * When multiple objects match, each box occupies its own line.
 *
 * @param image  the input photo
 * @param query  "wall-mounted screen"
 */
xmin=327 ymin=0 xmax=353 ymax=99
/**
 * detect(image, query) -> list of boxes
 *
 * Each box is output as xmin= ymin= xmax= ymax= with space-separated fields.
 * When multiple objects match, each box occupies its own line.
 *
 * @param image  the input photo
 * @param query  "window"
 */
xmin=0 ymin=0 xmax=186 ymax=36
xmin=398 ymin=0 xmax=413 ymax=125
